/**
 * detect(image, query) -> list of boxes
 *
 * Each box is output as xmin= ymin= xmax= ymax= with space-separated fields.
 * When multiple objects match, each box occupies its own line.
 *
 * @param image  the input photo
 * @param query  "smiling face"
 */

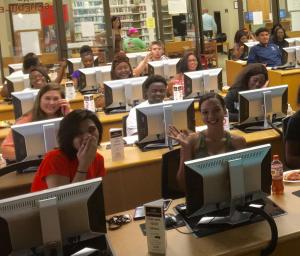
xmin=30 ymin=70 xmax=47 ymax=89
xmin=146 ymin=82 xmax=166 ymax=104
xmin=248 ymin=73 xmax=266 ymax=90
xmin=72 ymin=118 xmax=99 ymax=151
xmin=187 ymin=54 xmax=198 ymax=71
xmin=257 ymin=31 xmax=270 ymax=45
xmin=114 ymin=62 xmax=131 ymax=79
xmin=276 ymin=28 xmax=285 ymax=41
xmin=40 ymin=90 xmax=62 ymax=118
xmin=200 ymin=98 xmax=225 ymax=128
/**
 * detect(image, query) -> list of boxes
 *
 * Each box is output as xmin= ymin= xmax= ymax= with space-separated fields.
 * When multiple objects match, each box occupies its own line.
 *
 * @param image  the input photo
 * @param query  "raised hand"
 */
xmin=168 ymin=125 xmax=198 ymax=150
xmin=58 ymin=99 xmax=71 ymax=116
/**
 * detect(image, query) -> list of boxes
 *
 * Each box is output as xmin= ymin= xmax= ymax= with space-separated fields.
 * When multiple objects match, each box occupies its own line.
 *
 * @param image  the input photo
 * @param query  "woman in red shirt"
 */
xmin=31 ymin=109 xmax=105 ymax=191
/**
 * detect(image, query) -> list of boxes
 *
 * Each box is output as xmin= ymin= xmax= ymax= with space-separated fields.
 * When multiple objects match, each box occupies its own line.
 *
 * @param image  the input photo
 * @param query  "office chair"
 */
xmin=0 ymin=159 xmax=42 ymax=177
xmin=161 ymin=148 xmax=185 ymax=199
xmin=122 ymin=115 xmax=128 ymax=137
xmin=282 ymin=116 xmax=292 ymax=170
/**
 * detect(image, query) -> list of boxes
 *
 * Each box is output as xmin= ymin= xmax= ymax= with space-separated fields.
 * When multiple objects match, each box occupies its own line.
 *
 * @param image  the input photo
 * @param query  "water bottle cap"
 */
xmin=272 ymin=155 xmax=279 ymax=160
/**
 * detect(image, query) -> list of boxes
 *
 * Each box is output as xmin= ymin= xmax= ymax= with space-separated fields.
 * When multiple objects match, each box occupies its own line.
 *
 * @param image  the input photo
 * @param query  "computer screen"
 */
xmin=244 ymin=12 xmax=253 ymax=23
xmin=148 ymin=58 xmax=181 ymax=79
xmin=238 ymin=85 xmax=288 ymax=128
xmin=0 ymin=178 xmax=106 ymax=255
xmin=282 ymin=46 xmax=297 ymax=66
xmin=67 ymin=56 xmax=98 ymax=77
xmin=279 ymin=9 xmax=286 ymax=19
xmin=12 ymin=117 xmax=62 ymax=162
xmin=184 ymin=144 xmax=271 ymax=221
xmin=5 ymin=74 xmax=30 ymax=97
xmin=136 ymin=99 xmax=195 ymax=145
xmin=183 ymin=68 xmax=222 ymax=98
xmin=78 ymin=65 xmax=112 ymax=93
xmin=11 ymin=89 xmax=39 ymax=119
xmin=126 ymin=52 xmax=149 ymax=68
xmin=243 ymin=41 xmax=259 ymax=59
xmin=8 ymin=63 xmax=23 ymax=74
xmin=103 ymin=76 xmax=148 ymax=113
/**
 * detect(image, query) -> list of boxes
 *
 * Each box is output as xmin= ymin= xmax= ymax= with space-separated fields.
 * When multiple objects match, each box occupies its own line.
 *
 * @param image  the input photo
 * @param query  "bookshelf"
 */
xmin=109 ymin=0 xmax=155 ymax=45
xmin=72 ymin=0 xmax=105 ymax=42
xmin=161 ymin=0 xmax=174 ymax=42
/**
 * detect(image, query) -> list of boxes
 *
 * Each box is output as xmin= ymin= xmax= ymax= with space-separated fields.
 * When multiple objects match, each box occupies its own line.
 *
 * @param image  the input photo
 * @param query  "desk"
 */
xmin=0 ymin=128 xmax=282 ymax=215
xmin=268 ymin=69 xmax=300 ymax=110
xmin=225 ymin=60 xmax=247 ymax=86
xmin=107 ymin=185 xmax=300 ymax=256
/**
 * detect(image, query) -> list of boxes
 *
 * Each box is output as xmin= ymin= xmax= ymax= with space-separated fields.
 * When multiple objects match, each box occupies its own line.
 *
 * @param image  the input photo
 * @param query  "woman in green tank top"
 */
xmin=168 ymin=92 xmax=246 ymax=192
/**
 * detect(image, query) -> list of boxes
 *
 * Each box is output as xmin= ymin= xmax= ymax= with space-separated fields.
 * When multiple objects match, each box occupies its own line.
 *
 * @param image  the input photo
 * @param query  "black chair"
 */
xmin=122 ymin=115 xmax=128 ymax=137
xmin=161 ymin=148 xmax=185 ymax=199
xmin=282 ymin=116 xmax=292 ymax=169
xmin=0 ymin=159 xmax=42 ymax=177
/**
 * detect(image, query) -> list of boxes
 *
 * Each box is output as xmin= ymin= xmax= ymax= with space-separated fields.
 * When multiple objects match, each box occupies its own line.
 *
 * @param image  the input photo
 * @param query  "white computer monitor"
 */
xmin=11 ymin=89 xmax=39 ymax=119
xmin=0 ymin=178 xmax=107 ymax=255
xmin=103 ymin=76 xmax=148 ymax=113
xmin=12 ymin=117 xmax=62 ymax=162
xmin=243 ymin=41 xmax=259 ymax=59
xmin=238 ymin=85 xmax=288 ymax=129
xmin=78 ymin=65 xmax=111 ymax=93
xmin=284 ymin=38 xmax=296 ymax=47
xmin=67 ymin=56 xmax=99 ymax=76
xmin=5 ymin=74 xmax=30 ymax=96
xmin=148 ymin=58 xmax=181 ymax=79
xmin=184 ymin=144 xmax=271 ymax=222
xmin=8 ymin=63 xmax=23 ymax=74
xmin=282 ymin=46 xmax=297 ymax=66
xmin=136 ymin=99 xmax=195 ymax=148
xmin=126 ymin=52 xmax=149 ymax=68
xmin=183 ymin=68 xmax=222 ymax=98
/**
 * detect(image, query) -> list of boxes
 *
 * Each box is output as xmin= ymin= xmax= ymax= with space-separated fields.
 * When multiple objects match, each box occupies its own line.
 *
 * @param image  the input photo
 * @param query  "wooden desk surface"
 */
xmin=0 ymin=128 xmax=282 ymax=214
xmin=107 ymin=185 xmax=300 ymax=256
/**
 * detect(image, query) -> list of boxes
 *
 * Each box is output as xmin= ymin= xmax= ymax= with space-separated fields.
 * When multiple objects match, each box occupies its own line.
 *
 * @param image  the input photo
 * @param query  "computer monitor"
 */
xmin=12 ymin=117 xmax=62 ymax=162
xmin=8 ymin=63 xmax=23 ymax=74
xmin=103 ymin=76 xmax=147 ymax=113
xmin=11 ymin=89 xmax=39 ymax=119
xmin=279 ymin=9 xmax=286 ymax=19
xmin=0 ymin=178 xmax=107 ymax=255
xmin=126 ymin=52 xmax=149 ymax=68
xmin=284 ymin=38 xmax=296 ymax=47
xmin=238 ymin=85 xmax=288 ymax=129
xmin=243 ymin=41 xmax=259 ymax=59
xmin=148 ymin=58 xmax=181 ymax=79
xmin=183 ymin=68 xmax=222 ymax=98
xmin=244 ymin=12 xmax=253 ymax=23
xmin=295 ymin=39 xmax=300 ymax=46
xmin=78 ymin=65 xmax=111 ymax=93
xmin=184 ymin=144 xmax=271 ymax=224
xmin=136 ymin=99 xmax=195 ymax=147
xmin=282 ymin=46 xmax=297 ymax=66
xmin=5 ymin=74 xmax=30 ymax=97
xmin=67 ymin=56 xmax=99 ymax=77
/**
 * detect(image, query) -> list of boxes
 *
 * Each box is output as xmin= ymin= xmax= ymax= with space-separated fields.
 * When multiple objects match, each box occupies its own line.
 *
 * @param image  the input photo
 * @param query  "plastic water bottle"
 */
xmin=173 ymin=80 xmax=183 ymax=101
xmin=223 ymin=108 xmax=230 ymax=131
xmin=271 ymin=155 xmax=284 ymax=195
xmin=0 ymin=154 xmax=7 ymax=169
xmin=287 ymin=103 xmax=293 ymax=116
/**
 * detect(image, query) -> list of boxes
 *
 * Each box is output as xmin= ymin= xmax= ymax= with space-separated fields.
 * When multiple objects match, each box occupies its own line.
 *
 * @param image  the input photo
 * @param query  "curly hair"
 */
xmin=231 ymin=63 xmax=268 ymax=91
xmin=177 ymin=52 xmax=201 ymax=73
xmin=58 ymin=109 xmax=103 ymax=159
xmin=23 ymin=53 xmax=40 ymax=73
xmin=110 ymin=52 xmax=133 ymax=80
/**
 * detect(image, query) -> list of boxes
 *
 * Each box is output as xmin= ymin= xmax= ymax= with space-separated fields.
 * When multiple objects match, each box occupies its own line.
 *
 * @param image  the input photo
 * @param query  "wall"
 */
xmin=202 ymin=0 xmax=239 ymax=48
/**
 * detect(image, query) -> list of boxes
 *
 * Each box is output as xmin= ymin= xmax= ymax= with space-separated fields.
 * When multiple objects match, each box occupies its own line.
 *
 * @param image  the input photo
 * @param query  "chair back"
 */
xmin=161 ymin=148 xmax=185 ymax=199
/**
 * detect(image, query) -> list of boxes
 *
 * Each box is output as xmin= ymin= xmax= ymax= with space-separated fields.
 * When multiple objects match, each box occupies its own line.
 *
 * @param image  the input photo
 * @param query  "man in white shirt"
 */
xmin=126 ymin=75 xmax=167 ymax=136
xmin=202 ymin=8 xmax=217 ymax=38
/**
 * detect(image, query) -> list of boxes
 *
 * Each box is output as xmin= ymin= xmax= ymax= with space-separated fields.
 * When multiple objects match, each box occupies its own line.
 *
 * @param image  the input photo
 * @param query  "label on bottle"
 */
xmin=173 ymin=83 xmax=183 ymax=101
xmin=84 ymin=94 xmax=96 ymax=112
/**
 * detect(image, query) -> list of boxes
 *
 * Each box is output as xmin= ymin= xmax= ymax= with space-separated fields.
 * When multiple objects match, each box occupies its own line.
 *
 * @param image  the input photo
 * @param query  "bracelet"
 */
xmin=77 ymin=170 xmax=88 ymax=174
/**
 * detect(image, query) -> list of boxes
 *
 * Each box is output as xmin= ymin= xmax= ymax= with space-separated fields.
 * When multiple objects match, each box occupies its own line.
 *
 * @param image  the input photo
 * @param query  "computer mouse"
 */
xmin=165 ymin=214 xmax=177 ymax=229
